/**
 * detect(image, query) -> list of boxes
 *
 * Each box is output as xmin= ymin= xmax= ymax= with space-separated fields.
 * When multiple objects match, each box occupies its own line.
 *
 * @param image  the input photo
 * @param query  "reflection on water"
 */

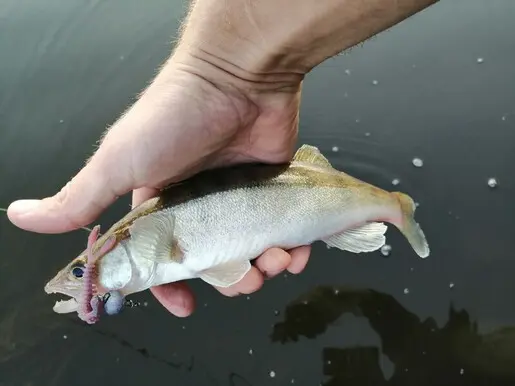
xmin=272 ymin=286 xmax=515 ymax=385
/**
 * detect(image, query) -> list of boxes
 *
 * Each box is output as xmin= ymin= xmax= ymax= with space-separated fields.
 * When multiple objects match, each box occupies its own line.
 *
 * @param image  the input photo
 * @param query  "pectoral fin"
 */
xmin=128 ymin=211 xmax=183 ymax=263
xmin=322 ymin=222 xmax=387 ymax=253
xmin=199 ymin=260 xmax=251 ymax=288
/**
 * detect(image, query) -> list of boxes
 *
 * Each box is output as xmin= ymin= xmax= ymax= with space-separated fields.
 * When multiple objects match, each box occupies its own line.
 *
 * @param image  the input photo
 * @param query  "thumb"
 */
xmin=7 ymin=145 xmax=135 ymax=234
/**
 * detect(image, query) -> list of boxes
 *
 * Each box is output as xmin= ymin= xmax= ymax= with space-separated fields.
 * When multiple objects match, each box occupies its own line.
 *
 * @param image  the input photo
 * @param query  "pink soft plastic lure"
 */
xmin=77 ymin=225 xmax=117 ymax=324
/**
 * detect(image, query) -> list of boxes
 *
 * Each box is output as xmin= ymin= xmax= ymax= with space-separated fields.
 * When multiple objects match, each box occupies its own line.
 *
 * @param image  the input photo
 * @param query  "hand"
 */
xmin=7 ymin=53 xmax=311 ymax=317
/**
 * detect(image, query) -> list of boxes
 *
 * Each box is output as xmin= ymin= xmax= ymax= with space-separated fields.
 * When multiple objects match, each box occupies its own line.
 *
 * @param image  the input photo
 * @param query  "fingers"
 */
xmin=254 ymin=247 xmax=292 ymax=278
xmin=150 ymin=281 xmax=195 ymax=317
xmin=287 ymin=245 xmax=311 ymax=274
xmin=215 ymin=266 xmax=264 ymax=297
xmin=132 ymin=187 xmax=160 ymax=208
xmin=215 ymin=246 xmax=312 ymax=297
xmin=7 ymin=143 xmax=135 ymax=234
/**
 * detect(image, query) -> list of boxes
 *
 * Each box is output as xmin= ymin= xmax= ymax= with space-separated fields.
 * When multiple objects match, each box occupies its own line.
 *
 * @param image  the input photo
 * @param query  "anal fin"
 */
xmin=322 ymin=222 xmax=387 ymax=253
xmin=199 ymin=260 xmax=251 ymax=288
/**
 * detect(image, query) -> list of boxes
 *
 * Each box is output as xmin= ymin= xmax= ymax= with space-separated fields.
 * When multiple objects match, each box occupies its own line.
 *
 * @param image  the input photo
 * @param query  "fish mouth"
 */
xmin=44 ymin=287 xmax=79 ymax=314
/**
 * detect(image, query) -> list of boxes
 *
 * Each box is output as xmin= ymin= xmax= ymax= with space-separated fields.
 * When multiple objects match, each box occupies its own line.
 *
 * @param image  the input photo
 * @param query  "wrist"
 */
xmin=169 ymin=0 xmax=438 ymax=85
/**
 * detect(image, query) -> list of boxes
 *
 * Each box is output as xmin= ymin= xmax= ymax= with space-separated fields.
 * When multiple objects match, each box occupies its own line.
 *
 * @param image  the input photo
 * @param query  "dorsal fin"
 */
xmin=292 ymin=144 xmax=333 ymax=168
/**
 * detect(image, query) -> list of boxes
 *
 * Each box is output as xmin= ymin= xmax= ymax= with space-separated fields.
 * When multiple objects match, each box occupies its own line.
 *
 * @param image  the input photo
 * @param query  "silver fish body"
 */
xmin=44 ymin=145 xmax=430 ymax=315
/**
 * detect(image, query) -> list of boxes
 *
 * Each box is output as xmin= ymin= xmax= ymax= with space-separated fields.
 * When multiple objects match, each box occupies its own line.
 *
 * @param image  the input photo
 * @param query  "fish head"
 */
xmin=44 ymin=236 xmax=135 ymax=314
xmin=44 ymin=251 xmax=88 ymax=314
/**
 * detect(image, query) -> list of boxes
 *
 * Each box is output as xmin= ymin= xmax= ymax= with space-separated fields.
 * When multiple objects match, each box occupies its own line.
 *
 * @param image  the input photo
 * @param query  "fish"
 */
xmin=44 ymin=144 xmax=430 ymax=316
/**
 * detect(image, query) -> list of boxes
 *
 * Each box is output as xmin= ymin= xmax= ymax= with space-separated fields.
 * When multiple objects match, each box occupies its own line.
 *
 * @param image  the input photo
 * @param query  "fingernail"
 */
xmin=8 ymin=200 xmax=41 ymax=215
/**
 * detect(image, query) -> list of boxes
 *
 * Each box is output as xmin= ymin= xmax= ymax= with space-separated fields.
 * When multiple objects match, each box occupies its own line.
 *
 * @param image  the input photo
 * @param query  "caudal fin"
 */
xmin=391 ymin=192 xmax=430 ymax=258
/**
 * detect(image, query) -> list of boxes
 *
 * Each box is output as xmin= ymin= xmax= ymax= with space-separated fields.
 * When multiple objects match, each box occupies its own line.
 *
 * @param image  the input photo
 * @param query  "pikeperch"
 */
xmin=44 ymin=144 xmax=430 ymax=321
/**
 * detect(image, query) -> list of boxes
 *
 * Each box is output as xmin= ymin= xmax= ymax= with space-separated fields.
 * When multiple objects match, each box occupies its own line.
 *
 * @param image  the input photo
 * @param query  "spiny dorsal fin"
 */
xmin=292 ymin=144 xmax=333 ymax=168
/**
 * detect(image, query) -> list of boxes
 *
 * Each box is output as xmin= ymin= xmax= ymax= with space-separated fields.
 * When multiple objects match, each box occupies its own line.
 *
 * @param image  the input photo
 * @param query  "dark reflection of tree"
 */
xmin=271 ymin=286 xmax=515 ymax=386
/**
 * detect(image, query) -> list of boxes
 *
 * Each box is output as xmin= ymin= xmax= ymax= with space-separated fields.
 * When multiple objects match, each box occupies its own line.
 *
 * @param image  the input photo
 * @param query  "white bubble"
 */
xmin=249 ymin=349 xmax=253 ymax=355
xmin=63 ymin=335 xmax=68 ymax=339
xmin=415 ymin=202 xmax=420 ymax=207
xmin=403 ymin=288 xmax=410 ymax=295
xmin=372 ymin=80 xmax=379 ymax=85
xmin=59 ymin=119 xmax=64 ymax=124
xmin=449 ymin=282 xmax=455 ymax=289
xmin=291 ymin=379 xmax=295 ymax=384
xmin=143 ymin=301 xmax=148 ymax=307
xmin=380 ymin=244 xmax=392 ymax=256
xmin=412 ymin=158 xmax=423 ymax=167
xmin=460 ymin=368 xmax=464 ymax=375
xmin=502 ymin=115 xmax=507 ymax=121
xmin=334 ymin=289 xmax=340 ymax=295
xmin=355 ymin=118 xmax=360 ymax=123
xmin=332 ymin=146 xmax=339 ymax=152
xmin=345 ymin=69 xmax=351 ymax=75
xmin=120 ymin=55 xmax=125 ymax=61
xmin=365 ymin=132 xmax=371 ymax=137
xmin=487 ymin=178 xmax=498 ymax=188
xmin=269 ymin=370 xmax=276 ymax=378
xmin=392 ymin=178 xmax=400 ymax=186
xmin=476 ymin=57 xmax=484 ymax=63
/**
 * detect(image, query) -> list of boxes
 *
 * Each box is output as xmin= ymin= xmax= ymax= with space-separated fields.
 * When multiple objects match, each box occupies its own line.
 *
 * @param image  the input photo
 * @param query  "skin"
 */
xmin=6 ymin=0 xmax=439 ymax=317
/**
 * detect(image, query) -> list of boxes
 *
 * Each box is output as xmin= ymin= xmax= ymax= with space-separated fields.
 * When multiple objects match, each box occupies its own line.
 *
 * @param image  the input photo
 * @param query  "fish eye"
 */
xmin=71 ymin=265 xmax=85 ymax=278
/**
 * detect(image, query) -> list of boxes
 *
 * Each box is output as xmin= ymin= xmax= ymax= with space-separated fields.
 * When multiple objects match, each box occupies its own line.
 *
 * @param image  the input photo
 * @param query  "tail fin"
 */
xmin=391 ymin=192 xmax=430 ymax=258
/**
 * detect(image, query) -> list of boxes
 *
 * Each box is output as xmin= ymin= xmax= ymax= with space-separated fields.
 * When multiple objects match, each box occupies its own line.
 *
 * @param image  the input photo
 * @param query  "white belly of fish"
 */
xmin=131 ymin=185 xmax=396 ymax=290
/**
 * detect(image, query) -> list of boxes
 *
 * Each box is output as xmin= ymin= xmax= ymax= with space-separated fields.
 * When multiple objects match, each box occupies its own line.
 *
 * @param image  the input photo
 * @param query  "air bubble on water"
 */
xmin=302 ymin=300 xmax=309 ymax=305
xmin=344 ymin=92 xmax=348 ymax=98
xmin=392 ymin=178 xmax=400 ymax=186
xmin=345 ymin=69 xmax=351 ymax=75
xmin=412 ymin=157 xmax=423 ymax=167
xmin=269 ymin=370 xmax=276 ymax=378
xmin=332 ymin=146 xmax=339 ymax=152
xmin=476 ymin=57 xmax=484 ymax=63
xmin=334 ymin=289 xmax=340 ymax=295
xmin=59 ymin=119 xmax=64 ymax=124
xmin=415 ymin=202 xmax=420 ymax=207
xmin=410 ymin=267 xmax=414 ymax=272
xmin=502 ymin=115 xmax=506 ymax=121
xmin=291 ymin=379 xmax=295 ymax=384
xmin=120 ymin=55 xmax=125 ymax=61
xmin=372 ymin=80 xmax=379 ymax=85
xmin=460 ymin=368 xmax=464 ymax=375
xmin=380 ymin=244 xmax=392 ymax=257
xmin=143 ymin=301 xmax=148 ymax=307
xmin=365 ymin=132 xmax=371 ymax=137
xmin=204 ymin=303 xmax=208 ymax=307
xmin=487 ymin=178 xmax=498 ymax=188
xmin=246 ymin=296 xmax=251 ymax=300
xmin=327 ymin=360 xmax=332 ymax=365
xmin=63 ymin=335 xmax=68 ymax=340
xmin=249 ymin=349 xmax=253 ymax=355
xmin=182 ymin=325 xmax=186 ymax=330
xmin=403 ymin=288 xmax=410 ymax=295
xmin=274 ymin=310 xmax=280 ymax=316
xmin=355 ymin=118 xmax=360 ymax=123
xmin=449 ymin=282 xmax=455 ymax=289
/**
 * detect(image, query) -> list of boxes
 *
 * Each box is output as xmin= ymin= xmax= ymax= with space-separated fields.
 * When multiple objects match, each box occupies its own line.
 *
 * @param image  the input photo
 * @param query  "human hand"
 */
xmin=7 ymin=51 xmax=311 ymax=317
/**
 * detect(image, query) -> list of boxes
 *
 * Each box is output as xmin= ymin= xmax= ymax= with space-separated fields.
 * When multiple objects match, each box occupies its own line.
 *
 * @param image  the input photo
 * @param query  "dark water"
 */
xmin=1 ymin=0 xmax=515 ymax=385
